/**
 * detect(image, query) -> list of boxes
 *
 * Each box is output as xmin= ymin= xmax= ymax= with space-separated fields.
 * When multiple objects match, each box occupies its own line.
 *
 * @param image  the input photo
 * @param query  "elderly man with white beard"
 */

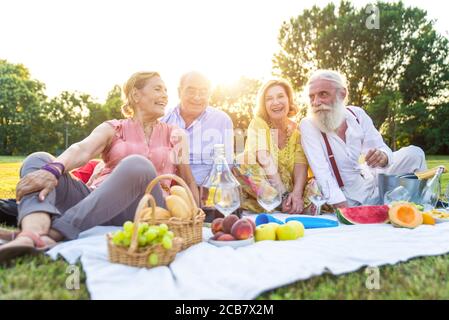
xmin=299 ymin=70 xmax=427 ymax=208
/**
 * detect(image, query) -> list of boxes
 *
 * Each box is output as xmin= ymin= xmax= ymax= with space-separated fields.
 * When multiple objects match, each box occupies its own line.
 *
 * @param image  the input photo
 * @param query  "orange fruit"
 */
xmin=422 ymin=212 xmax=436 ymax=225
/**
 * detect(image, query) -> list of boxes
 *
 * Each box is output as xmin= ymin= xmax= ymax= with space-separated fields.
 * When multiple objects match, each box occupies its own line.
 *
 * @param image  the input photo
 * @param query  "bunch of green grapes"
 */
xmin=111 ymin=221 xmax=175 ymax=266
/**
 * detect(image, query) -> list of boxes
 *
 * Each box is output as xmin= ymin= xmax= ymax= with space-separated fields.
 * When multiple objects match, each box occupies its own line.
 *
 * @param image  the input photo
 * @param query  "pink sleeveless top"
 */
xmin=91 ymin=118 xmax=182 ymax=194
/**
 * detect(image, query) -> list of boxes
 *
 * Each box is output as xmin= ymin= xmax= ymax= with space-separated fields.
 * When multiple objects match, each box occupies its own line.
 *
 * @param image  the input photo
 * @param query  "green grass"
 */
xmin=1 ymin=155 xmax=449 ymax=300
xmin=0 ymin=255 xmax=88 ymax=299
xmin=0 ymin=156 xmax=26 ymax=164
xmin=428 ymin=157 xmax=449 ymax=189
xmin=259 ymin=254 xmax=449 ymax=299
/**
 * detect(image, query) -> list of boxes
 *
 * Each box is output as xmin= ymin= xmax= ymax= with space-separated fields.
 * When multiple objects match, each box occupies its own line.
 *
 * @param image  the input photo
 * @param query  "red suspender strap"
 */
xmin=347 ymin=108 xmax=360 ymax=124
xmin=321 ymin=132 xmax=345 ymax=188
xmin=320 ymin=108 xmax=359 ymax=188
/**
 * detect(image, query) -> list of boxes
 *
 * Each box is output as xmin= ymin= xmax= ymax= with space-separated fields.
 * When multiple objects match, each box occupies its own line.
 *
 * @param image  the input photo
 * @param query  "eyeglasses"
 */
xmin=184 ymin=87 xmax=209 ymax=98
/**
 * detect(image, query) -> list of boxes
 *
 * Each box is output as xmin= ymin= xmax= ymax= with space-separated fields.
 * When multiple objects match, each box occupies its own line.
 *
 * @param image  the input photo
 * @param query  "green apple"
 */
xmin=286 ymin=221 xmax=305 ymax=239
xmin=255 ymin=224 xmax=277 ymax=242
xmin=267 ymin=222 xmax=281 ymax=228
xmin=275 ymin=224 xmax=298 ymax=241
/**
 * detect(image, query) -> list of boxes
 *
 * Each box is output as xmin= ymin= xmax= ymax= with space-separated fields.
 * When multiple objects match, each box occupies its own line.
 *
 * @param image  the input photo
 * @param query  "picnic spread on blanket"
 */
xmin=43 ymin=156 xmax=449 ymax=299
xmin=102 ymin=156 xmax=449 ymax=269
xmin=48 ymin=211 xmax=449 ymax=300
xmin=10 ymin=130 xmax=436 ymax=300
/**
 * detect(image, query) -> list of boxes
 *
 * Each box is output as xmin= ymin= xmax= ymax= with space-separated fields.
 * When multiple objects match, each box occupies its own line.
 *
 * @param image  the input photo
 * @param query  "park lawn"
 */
xmin=0 ymin=162 xmax=21 ymax=199
xmin=0 ymin=156 xmax=448 ymax=299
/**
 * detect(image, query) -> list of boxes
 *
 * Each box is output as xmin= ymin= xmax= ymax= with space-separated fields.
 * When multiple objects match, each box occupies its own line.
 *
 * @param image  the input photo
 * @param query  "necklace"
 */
xmin=267 ymin=119 xmax=294 ymax=149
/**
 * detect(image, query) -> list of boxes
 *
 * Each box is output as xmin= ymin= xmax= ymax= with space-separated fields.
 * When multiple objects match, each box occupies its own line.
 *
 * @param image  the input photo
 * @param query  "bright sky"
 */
xmin=1 ymin=0 xmax=448 ymax=103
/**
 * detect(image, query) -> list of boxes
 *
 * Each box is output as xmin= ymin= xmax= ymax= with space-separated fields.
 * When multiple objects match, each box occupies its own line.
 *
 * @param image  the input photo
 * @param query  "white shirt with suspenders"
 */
xmin=299 ymin=106 xmax=393 ymax=206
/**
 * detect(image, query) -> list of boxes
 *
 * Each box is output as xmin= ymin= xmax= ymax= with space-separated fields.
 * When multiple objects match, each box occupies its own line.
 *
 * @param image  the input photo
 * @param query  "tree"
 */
xmin=44 ymin=91 xmax=98 ymax=154
xmin=84 ymin=85 xmax=123 ymax=134
xmin=210 ymin=77 xmax=261 ymax=130
xmin=273 ymin=1 xmax=449 ymax=152
xmin=103 ymin=85 xmax=124 ymax=120
xmin=424 ymin=102 xmax=449 ymax=154
xmin=0 ymin=60 xmax=127 ymax=155
xmin=0 ymin=60 xmax=47 ymax=155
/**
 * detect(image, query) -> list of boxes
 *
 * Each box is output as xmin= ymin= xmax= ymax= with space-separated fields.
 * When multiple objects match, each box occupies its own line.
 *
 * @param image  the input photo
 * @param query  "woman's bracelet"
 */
xmin=41 ymin=164 xmax=62 ymax=180
xmin=49 ymin=161 xmax=65 ymax=174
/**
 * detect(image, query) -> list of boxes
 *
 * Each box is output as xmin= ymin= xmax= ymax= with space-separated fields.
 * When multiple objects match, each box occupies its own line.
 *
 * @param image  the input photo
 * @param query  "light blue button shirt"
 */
xmin=161 ymin=105 xmax=235 ymax=185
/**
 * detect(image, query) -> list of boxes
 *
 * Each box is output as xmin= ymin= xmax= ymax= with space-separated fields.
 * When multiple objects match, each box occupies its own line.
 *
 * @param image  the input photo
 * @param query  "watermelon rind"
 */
xmin=336 ymin=209 xmax=353 ymax=225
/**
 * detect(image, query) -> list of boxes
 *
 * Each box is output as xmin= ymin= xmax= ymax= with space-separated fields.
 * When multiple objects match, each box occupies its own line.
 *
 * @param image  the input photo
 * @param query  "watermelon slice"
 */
xmin=336 ymin=205 xmax=390 ymax=225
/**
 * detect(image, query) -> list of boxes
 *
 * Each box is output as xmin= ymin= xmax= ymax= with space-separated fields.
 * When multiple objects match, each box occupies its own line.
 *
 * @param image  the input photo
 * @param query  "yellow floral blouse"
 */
xmin=244 ymin=116 xmax=308 ymax=192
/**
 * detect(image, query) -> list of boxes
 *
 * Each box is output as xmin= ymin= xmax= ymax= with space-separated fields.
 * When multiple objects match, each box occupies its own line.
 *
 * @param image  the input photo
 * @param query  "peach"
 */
xmin=242 ymin=218 xmax=256 ymax=233
xmin=211 ymin=218 xmax=224 ymax=235
xmin=212 ymin=231 xmax=225 ymax=240
xmin=217 ymin=233 xmax=236 ymax=241
xmin=222 ymin=215 xmax=239 ymax=234
xmin=230 ymin=219 xmax=254 ymax=240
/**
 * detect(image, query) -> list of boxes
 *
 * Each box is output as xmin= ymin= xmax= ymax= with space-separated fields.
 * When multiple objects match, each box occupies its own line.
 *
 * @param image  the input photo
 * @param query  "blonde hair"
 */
xmin=254 ymin=79 xmax=298 ymax=121
xmin=121 ymin=71 xmax=160 ymax=118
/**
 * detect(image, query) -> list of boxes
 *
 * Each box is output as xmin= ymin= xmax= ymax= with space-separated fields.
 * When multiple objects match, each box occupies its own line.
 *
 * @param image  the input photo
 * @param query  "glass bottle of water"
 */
xmin=200 ymin=144 xmax=241 ymax=217
xmin=420 ymin=166 xmax=445 ymax=211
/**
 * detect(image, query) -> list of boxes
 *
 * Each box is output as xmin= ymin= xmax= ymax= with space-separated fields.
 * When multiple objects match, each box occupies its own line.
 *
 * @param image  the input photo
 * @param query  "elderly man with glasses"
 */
xmin=161 ymin=71 xmax=235 ymax=221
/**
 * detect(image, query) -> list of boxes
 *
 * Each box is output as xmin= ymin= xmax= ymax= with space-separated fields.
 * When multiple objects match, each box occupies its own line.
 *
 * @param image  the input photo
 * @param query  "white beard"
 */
xmin=308 ymin=99 xmax=347 ymax=133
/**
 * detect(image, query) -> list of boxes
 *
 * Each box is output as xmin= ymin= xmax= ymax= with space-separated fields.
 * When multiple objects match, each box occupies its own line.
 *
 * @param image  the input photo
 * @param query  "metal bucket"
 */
xmin=378 ymin=173 xmax=427 ymax=204
xmin=378 ymin=173 xmax=400 ymax=204
xmin=398 ymin=174 xmax=427 ymax=203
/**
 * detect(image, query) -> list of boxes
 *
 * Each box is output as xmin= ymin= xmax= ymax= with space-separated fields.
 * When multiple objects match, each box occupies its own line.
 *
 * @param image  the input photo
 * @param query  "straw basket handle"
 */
xmin=128 ymin=194 xmax=157 ymax=253
xmin=145 ymin=174 xmax=200 ymax=217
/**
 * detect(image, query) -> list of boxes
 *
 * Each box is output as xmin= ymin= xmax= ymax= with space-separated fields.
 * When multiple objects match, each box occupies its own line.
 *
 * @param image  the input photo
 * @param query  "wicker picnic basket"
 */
xmin=107 ymin=193 xmax=183 ymax=268
xmin=141 ymin=174 xmax=205 ymax=250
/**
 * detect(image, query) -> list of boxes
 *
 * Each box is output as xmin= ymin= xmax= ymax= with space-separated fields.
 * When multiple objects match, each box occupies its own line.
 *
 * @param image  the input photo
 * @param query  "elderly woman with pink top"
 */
xmin=0 ymin=71 xmax=199 ymax=262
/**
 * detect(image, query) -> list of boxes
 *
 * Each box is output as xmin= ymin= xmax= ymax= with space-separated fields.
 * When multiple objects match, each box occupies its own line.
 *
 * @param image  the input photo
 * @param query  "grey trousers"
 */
xmin=18 ymin=152 xmax=165 ymax=240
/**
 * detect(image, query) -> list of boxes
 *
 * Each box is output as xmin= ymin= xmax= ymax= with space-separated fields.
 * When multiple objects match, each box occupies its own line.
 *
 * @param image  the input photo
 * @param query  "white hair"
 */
xmin=307 ymin=69 xmax=348 ymax=93
xmin=308 ymin=96 xmax=347 ymax=133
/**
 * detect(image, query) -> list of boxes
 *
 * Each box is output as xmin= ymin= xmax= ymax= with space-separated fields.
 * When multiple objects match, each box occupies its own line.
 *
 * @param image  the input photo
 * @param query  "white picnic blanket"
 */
xmin=47 ymin=213 xmax=449 ymax=300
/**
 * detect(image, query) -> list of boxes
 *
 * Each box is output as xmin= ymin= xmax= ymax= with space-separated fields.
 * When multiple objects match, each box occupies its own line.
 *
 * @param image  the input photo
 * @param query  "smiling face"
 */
xmin=178 ymin=72 xmax=210 ymax=114
xmin=133 ymin=76 xmax=168 ymax=118
xmin=264 ymin=85 xmax=290 ymax=122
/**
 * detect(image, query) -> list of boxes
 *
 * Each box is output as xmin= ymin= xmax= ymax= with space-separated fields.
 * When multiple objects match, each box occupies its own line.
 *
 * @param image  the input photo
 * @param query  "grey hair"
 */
xmin=178 ymin=71 xmax=211 ymax=90
xmin=307 ymin=69 xmax=348 ymax=92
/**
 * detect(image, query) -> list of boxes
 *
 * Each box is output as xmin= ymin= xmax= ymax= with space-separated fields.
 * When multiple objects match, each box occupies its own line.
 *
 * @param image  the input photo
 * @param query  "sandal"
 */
xmin=0 ymin=230 xmax=55 ymax=263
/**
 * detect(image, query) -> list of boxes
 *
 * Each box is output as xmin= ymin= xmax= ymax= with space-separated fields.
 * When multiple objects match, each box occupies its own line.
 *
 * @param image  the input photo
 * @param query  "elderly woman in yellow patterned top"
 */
xmin=233 ymin=79 xmax=314 ymax=214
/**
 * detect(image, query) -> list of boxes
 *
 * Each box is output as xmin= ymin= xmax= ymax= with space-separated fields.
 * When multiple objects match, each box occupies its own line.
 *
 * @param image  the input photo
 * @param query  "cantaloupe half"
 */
xmin=388 ymin=203 xmax=423 ymax=228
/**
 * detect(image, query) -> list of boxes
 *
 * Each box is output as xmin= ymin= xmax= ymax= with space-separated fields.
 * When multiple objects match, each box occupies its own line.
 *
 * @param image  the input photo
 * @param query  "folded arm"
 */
xmin=16 ymin=123 xmax=115 ymax=201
